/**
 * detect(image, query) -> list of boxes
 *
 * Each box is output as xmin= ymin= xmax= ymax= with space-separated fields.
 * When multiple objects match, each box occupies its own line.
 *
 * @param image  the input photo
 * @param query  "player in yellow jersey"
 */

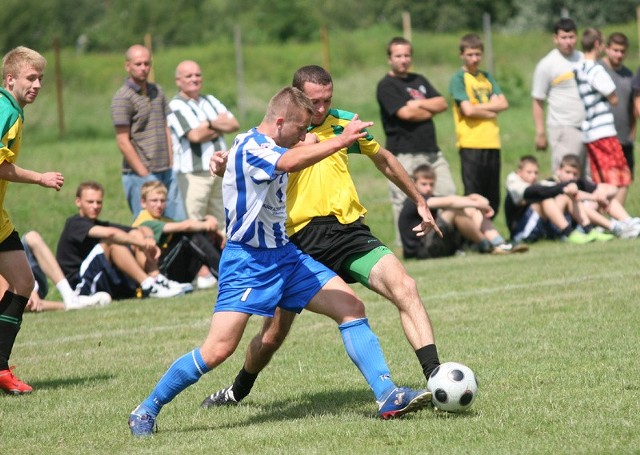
xmin=202 ymin=65 xmax=446 ymax=408
xmin=0 ymin=47 xmax=65 ymax=394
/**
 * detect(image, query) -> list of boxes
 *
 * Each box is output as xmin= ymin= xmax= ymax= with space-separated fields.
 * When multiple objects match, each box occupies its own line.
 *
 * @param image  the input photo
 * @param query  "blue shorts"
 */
xmin=77 ymin=245 xmax=138 ymax=299
xmin=22 ymin=234 xmax=48 ymax=299
xmin=215 ymin=241 xmax=336 ymax=317
xmin=512 ymin=207 xmax=568 ymax=243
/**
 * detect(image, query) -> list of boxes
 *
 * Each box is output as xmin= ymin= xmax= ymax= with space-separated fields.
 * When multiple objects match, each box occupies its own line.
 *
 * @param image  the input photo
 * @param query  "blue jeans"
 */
xmin=122 ymin=169 xmax=186 ymax=220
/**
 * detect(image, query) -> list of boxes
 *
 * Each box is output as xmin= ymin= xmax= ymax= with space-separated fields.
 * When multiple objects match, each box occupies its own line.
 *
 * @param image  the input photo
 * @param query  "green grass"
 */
xmin=2 ymin=240 xmax=639 ymax=454
xmin=2 ymin=24 xmax=640 ymax=454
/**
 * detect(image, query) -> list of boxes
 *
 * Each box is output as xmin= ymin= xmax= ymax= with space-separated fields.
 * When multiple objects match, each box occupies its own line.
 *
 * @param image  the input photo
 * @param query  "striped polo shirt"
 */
xmin=111 ymin=79 xmax=171 ymax=173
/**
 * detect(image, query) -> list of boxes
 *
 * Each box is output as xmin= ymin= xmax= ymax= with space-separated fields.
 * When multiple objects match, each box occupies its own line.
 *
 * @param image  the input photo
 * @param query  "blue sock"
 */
xmin=140 ymin=348 xmax=210 ymax=416
xmin=338 ymin=318 xmax=395 ymax=401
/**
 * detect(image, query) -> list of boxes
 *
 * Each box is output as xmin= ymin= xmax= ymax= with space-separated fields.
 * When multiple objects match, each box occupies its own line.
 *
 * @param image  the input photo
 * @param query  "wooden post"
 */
xmin=234 ymin=25 xmax=246 ymax=122
xmin=402 ymin=11 xmax=412 ymax=42
xmin=144 ymin=33 xmax=155 ymax=83
xmin=53 ymin=37 xmax=65 ymax=137
xmin=483 ymin=12 xmax=494 ymax=75
xmin=321 ymin=25 xmax=330 ymax=73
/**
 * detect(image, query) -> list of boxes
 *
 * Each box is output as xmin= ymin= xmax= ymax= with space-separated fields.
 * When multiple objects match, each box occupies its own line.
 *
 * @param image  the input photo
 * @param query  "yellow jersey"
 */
xmin=286 ymin=108 xmax=380 ymax=236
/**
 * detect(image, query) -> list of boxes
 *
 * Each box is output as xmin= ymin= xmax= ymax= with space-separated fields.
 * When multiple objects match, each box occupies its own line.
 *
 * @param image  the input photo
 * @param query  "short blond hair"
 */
xmin=140 ymin=181 xmax=168 ymax=201
xmin=2 ymin=46 xmax=46 ymax=84
xmin=264 ymin=87 xmax=314 ymax=123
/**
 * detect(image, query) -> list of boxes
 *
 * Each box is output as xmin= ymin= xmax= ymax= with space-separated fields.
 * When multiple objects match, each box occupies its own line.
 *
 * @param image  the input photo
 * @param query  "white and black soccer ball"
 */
xmin=427 ymin=361 xmax=478 ymax=412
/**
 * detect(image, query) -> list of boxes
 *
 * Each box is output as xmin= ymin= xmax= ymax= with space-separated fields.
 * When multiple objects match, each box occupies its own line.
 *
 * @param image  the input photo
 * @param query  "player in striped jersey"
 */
xmin=203 ymin=66 xmax=443 ymax=410
xmin=129 ymin=87 xmax=433 ymax=437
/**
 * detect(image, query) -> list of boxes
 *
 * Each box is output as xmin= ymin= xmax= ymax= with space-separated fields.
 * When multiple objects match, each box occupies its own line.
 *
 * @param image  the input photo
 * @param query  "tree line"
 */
xmin=1 ymin=0 xmax=637 ymax=53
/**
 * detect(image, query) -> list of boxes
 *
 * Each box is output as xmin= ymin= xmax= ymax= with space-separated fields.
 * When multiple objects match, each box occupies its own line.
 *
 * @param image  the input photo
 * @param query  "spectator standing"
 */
xmin=573 ymin=28 xmax=631 ymax=204
xmin=532 ymin=18 xmax=587 ymax=174
xmin=449 ymin=33 xmax=508 ymax=217
xmin=168 ymin=60 xmax=239 ymax=232
xmin=377 ymin=37 xmax=456 ymax=243
xmin=599 ymin=32 xmax=636 ymax=195
xmin=111 ymin=45 xmax=184 ymax=220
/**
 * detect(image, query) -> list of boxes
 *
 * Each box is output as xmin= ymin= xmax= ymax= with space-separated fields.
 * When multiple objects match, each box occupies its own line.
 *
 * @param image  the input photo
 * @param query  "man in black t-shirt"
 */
xmin=377 ymin=36 xmax=456 ymax=245
xmin=56 ymin=181 xmax=190 ymax=299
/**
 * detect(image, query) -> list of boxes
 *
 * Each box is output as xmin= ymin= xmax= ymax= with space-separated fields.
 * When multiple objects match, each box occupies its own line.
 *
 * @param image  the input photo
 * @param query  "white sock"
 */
xmin=56 ymin=279 xmax=77 ymax=305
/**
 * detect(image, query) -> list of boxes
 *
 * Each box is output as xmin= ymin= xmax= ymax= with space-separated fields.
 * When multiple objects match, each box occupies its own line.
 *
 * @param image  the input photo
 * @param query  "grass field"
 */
xmin=2 ymin=23 xmax=640 ymax=454
xmin=1 ymin=240 xmax=639 ymax=454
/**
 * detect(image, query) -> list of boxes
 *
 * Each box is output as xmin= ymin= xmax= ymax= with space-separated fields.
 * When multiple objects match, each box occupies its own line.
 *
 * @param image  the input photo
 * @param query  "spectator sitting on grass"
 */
xmin=0 ymin=231 xmax=111 ymax=312
xmin=398 ymin=164 xmax=528 ymax=259
xmin=56 ymin=181 xmax=190 ymax=300
xmin=549 ymin=154 xmax=640 ymax=238
xmin=133 ymin=181 xmax=222 ymax=290
xmin=505 ymin=155 xmax=609 ymax=244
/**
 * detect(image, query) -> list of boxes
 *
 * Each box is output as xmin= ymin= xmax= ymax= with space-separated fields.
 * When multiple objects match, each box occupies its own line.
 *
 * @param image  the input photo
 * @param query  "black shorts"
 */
xmin=621 ymin=142 xmax=634 ymax=180
xmin=459 ymin=148 xmax=501 ymax=217
xmin=0 ymin=230 xmax=24 ymax=252
xmin=76 ymin=245 xmax=138 ymax=299
xmin=289 ymin=216 xmax=384 ymax=283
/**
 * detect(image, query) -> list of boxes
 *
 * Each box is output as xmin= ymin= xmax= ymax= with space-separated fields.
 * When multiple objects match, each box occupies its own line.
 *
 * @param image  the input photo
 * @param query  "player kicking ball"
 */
xmin=128 ymin=87 xmax=434 ymax=436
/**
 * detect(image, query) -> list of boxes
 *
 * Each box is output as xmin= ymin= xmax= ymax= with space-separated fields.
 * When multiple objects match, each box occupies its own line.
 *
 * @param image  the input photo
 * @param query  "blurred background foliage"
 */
xmin=1 ymin=0 xmax=638 ymax=53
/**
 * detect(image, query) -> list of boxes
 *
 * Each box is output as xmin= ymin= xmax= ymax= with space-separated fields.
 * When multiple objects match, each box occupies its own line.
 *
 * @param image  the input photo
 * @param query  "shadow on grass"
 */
xmin=170 ymin=388 xmax=472 ymax=435
xmin=26 ymin=373 xmax=116 ymax=391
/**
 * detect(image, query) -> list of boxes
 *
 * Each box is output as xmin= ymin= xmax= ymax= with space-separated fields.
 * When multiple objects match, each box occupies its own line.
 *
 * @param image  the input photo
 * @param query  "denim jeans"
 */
xmin=122 ymin=169 xmax=186 ymax=220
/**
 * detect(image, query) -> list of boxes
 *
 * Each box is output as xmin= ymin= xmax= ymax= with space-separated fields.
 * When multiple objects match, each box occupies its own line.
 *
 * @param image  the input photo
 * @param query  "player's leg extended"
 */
xmin=129 ymin=311 xmax=249 ymax=436
xmin=307 ymin=276 xmax=431 ymax=418
xmin=351 ymin=251 xmax=440 ymax=381
xmin=201 ymin=307 xmax=297 ymax=407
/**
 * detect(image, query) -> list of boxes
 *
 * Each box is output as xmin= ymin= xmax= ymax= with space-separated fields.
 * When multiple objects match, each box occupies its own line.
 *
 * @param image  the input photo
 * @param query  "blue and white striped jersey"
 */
xmin=223 ymin=128 xmax=289 ymax=248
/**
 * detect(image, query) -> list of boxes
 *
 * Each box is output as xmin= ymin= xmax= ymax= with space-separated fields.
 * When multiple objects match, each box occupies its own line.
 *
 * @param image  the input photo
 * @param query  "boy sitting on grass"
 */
xmin=505 ymin=155 xmax=610 ymax=244
xmin=550 ymin=154 xmax=640 ymax=238
xmin=398 ymin=164 xmax=528 ymax=259
xmin=133 ymin=181 xmax=222 ymax=289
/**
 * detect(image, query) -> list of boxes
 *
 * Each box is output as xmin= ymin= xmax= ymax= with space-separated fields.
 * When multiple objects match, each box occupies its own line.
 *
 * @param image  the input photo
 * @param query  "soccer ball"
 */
xmin=427 ymin=362 xmax=478 ymax=412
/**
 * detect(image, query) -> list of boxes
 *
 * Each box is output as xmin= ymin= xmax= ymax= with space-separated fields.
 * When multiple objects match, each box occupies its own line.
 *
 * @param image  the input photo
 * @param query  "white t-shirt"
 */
xmin=532 ymin=48 xmax=585 ymax=128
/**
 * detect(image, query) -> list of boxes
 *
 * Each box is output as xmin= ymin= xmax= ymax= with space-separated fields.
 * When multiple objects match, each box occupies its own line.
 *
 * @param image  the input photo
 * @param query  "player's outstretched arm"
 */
xmin=278 ymin=115 xmax=373 ymax=173
xmin=0 ymin=162 xmax=64 ymax=190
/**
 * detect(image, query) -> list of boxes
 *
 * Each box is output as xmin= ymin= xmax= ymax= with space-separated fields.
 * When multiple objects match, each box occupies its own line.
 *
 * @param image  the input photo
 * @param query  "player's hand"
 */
xmin=39 ymin=172 xmax=64 ymax=191
xmin=413 ymin=204 xmax=443 ymax=238
xmin=209 ymin=151 xmax=229 ymax=177
xmin=339 ymin=114 xmax=374 ymax=148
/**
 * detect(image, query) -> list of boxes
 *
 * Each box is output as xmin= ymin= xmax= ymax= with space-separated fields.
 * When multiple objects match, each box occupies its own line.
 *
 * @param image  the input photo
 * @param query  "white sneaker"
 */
xmin=196 ymin=275 xmax=218 ymax=290
xmin=156 ymin=274 xmax=193 ymax=294
xmin=65 ymin=291 xmax=112 ymax=310
xmin=146 ymin=275 xmax=190 ymax=298
xmin=618 ymin=219 xmax=640 ymax=239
